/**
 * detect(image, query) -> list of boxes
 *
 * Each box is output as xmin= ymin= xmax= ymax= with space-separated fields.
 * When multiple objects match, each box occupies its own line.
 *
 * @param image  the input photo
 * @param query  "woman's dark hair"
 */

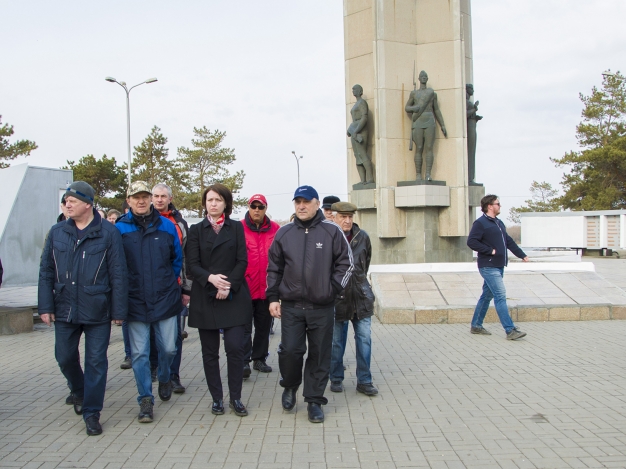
xmin=202 ymin=183 xmax=233 ymax=218
xmin=480 ymin=194 xmax=499 ymax=214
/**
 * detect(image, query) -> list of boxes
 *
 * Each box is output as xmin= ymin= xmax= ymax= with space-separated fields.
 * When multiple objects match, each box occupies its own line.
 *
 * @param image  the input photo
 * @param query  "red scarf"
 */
xmin=208 ymin=213 xmax=225 ymax=234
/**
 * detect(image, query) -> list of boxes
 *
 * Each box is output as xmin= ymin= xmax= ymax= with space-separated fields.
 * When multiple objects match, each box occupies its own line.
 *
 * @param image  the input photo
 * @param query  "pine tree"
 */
xmin=0 ymin=116 xmax=37 ymax=168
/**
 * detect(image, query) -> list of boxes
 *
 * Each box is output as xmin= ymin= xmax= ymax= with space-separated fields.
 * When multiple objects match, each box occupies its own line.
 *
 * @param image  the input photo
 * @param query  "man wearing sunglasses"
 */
xmin=467 ymin=194 xmax=528 ymax=340
xmin=241 ymin=194 xmax=280 ymax=378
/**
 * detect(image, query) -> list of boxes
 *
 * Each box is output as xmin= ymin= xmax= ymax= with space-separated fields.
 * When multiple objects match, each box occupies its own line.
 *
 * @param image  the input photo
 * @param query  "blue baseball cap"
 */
xmin=293 ymin=185 xmax=319 ymax=201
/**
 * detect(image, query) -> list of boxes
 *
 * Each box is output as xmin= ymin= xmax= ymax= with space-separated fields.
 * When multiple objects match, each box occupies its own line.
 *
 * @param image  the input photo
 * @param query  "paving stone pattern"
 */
xmin=2 ymin=319 xmax=626 ymax=468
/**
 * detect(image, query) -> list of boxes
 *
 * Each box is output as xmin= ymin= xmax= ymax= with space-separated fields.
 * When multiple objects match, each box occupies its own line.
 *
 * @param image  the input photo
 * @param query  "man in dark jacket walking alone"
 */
xmin=38 ymin=181 xmax=128 ymax=436
xmin=267 ymin=185 xmax=353 ymax=423
xmin=467 ymin=195 xmax=528 ymax=340
xmin=241 ymin=194 xmax=280 ymax=377
xmin=328 ymin=202 xmax=378 ymax=396
xmin=116 ymin=181 xmax=183 ymax=423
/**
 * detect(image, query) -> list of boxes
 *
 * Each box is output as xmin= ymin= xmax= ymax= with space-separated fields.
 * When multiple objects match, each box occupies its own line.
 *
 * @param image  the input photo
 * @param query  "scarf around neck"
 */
xmin=207 ymin=213 xmax=225 ymax=234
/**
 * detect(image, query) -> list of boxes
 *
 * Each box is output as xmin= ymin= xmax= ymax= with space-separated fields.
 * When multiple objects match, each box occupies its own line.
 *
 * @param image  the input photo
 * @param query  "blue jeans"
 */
xmin=149 ymin=310 xmax=184 ymax=378
xmin=472 ymin=267 xmax=515 ymax=333
xmin=122 ymin=321 xmax=131 ymax=358
xmin=54 ymin=321 xmax=111 ymax=420
xmin=329 ymin=316 xmax=373 ymax=385
xmin=128 ymin=315 xmax=177 ymax=404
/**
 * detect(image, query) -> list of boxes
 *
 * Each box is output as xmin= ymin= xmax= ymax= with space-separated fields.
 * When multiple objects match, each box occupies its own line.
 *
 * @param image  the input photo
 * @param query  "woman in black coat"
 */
xmin=186 ymin=184 xmax=253 ymax=417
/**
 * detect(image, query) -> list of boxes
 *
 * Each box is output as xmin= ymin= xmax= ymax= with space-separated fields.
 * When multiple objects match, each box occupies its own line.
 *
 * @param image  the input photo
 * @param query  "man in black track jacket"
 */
xmin=267 ymin=185 xmax=353 ymax=423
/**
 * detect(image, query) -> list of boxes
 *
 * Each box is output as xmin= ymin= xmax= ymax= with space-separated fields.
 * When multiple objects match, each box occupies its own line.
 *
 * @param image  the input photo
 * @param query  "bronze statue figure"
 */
xmin=347 ymin=84 xmax=374 ymax=185
xmin=466 ymin=84 xmax=482 ymax=184
xmin=405 ymin=70 xmax=447 ymax=181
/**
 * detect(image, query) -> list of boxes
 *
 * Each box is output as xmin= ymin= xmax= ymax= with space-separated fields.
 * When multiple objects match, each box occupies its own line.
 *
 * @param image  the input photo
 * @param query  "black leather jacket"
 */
xmin=335 ymin=223 xmax=374 ymax=321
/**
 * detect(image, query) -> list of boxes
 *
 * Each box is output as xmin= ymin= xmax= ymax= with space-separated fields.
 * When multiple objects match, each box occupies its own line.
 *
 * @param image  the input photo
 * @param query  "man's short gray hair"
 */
xmin=152 ymin=183 xmax=172 ymax=198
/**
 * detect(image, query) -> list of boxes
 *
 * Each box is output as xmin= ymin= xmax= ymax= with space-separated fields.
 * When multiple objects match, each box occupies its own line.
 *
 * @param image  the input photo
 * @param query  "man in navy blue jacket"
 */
xmin=39 ymin=181 xmax=128 ymax=436
xmin=467 ymin=195 xmax=528 ymax=340
xmin=116 ymin=181 xmax=183 ymax=423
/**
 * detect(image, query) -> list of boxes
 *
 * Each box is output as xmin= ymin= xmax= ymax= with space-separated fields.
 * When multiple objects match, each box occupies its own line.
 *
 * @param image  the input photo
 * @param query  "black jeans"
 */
xmin=243 ymin=299 xmax=273 ymax=363
xmin=277 ymin=304 xmax=334 ymax=405
xmin=54 ymin=321 xmax=111 ymax=420
xmin=198 ymin=325 xmax=246 ymax=401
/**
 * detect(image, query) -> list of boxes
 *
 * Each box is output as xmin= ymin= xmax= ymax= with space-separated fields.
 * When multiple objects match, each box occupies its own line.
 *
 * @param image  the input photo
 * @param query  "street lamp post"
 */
xmin=291 ymin=151 xmax=303 ymax=187
xmin=105 ymin=77 xmax=158 ymax=187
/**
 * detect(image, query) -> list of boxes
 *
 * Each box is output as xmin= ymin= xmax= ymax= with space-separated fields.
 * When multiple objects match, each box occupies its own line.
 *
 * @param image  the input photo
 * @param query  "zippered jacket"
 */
xmin=467 ymin=214 xmax=526 ymax=268
xmin=241 ymin=213 xmax=280 ymax=300
xmin=38 ymin=210 xmax=128 ymax=324
xmin=334 ymin=224 xmax=375 ymax=322
xmin=159 ymin=203 xmax=192 ymax=295
xmin=266 ymin=209 xmax=354 ymax=309
xmin=116 ymin=208 xmax=182 ymax=323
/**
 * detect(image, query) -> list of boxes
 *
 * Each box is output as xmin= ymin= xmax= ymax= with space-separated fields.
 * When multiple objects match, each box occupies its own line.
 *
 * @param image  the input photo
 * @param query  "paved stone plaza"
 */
xmin=1 ymin=259 xmax=626 ymax=468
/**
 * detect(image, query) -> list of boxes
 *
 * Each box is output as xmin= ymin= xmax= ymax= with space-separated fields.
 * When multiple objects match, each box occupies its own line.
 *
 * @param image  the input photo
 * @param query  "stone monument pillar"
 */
xmin=344 ymin=0 xmax=485 ymax=264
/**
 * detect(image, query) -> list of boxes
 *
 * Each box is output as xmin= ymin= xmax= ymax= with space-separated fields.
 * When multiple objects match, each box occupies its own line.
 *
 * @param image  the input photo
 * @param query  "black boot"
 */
xmin=85 ymin=415 xmax=102 ymax=436
xmin=211 ymin=399 xmax=224 ymax=415
xmin=229 ymin=399 xmax=248 ymax=417
xmin=282 ymin=387 xmax=297 ymax=411
xmin=307 ymin=403 xmax=324 ymax=423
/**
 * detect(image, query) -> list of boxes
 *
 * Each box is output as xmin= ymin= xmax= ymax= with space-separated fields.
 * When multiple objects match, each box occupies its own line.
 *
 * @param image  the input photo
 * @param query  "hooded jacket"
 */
xmin=266 ymin=209 xmax=354 ymax=309
xmin=467 ymin=214 xmax=526 ymax=268
xmin=158 ymin=203 xmax=192 ymax=295
xmin=38 ymin=209 xmax=128 ymax=324
xmin=115 ymin=208 xmax=182 ymax=323
xmin=241 ymin=212 xmax=280 ymax=300
xmin=334 ymin=223 xmax=375 ymax=322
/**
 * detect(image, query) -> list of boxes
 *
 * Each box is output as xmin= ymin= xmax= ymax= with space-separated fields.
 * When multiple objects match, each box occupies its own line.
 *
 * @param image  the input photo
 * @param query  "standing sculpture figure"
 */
xmin=347 ymin=84 xmax=374 ymax=184
xmin=466 ymin=84 xmax=483 ymax=184
xmin=405 ymin=71 xmax=447 ymax=181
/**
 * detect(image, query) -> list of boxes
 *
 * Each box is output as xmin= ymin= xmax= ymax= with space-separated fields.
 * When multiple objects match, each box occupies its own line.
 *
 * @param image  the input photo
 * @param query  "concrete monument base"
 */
xmin=352 ymin=182 xmax=376 ymax=191
xmin=0 ymin=307 xmax=34 ymax=335
xmin=397 ymin=180 xmax=446 ymax=187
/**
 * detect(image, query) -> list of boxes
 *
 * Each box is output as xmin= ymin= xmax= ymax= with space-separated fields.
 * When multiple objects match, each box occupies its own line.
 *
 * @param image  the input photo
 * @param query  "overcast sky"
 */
xmin=1 ymin=0 xmax=625 ymax=222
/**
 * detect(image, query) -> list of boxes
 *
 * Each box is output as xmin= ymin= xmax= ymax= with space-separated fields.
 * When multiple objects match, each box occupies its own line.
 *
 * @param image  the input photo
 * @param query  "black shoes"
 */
xmin=253 ymin=360 xmax=272 ymax=373
xmin=120 ymin=356 xmax=132 ymax=369
xmin=330 ymin=382 xmax=344 ymax=393
xmin=229 ymin=399 xmax=249 ymax=417
xmin=85 ymin=415 xmax=102 ymax=436
xmin=181 ymin=330 xmax=188 ymax=339
xmin=65 ymin=392 xmax=74 ymax=405
xmin=171 ymin=375 xmax=186 ymax=394
xmin=212 ymin=399 xmax=225 ymax=415
xmin=151 ymin=367 xmax=157 ymax=383
xmin=282 ymin=387 xmax=297 ymax=411
xmin=356 ymin=383 xmax=379 ymax=396
xmin=243 ymin=364 xmax=251 ymax=379
xmin=158 ymin=380 xmax=172 ymax=401
xmin=307 ymin=403 xmax=324 ymax=423
xmin=73 ymin=395 xmax=84 ymax=415
xmin=138 ymin=397 xmax=153 ymax=423
xmin=471 ymin=326 xmax=492 ymax=335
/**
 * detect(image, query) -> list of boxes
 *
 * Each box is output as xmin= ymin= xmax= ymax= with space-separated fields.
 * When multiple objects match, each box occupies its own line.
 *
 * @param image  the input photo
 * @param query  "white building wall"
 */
xmin=521 ymin=216 xmax=586 ymax=248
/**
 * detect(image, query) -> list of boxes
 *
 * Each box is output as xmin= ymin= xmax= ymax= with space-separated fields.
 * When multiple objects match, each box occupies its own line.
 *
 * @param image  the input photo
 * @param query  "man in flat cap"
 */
xmin=115 ymin=181 xmax=183 ymax=423
xmin=329 ymin=202 xmax=378 ymax=396
xmin=39 ymin=181 xmax=128 ymax=436
xmin=267 ymin=185 xmax=353 ymax=423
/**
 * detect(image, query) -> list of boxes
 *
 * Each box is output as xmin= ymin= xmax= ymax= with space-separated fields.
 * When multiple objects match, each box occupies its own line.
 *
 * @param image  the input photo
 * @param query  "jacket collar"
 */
xmin=293 ymin=209 xmax=323 ymax=229
xmin=244 ymin=212 xmax=272 ymax=232
xmin=63 ymin=208 xmax=103 ymax=239
xmin=202 ymin=216 xmax=233 ymax=250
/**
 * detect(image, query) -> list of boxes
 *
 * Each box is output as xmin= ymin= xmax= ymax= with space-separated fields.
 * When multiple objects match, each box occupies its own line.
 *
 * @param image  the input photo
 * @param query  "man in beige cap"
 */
xmin=115 ymin=181 xmax=183 ymax=423
xmin=329 ymin=202 xmax=378 ymax=396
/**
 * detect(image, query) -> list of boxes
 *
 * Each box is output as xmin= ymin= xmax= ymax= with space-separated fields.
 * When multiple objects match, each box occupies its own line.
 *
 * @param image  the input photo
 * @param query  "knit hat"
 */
xmin=66 ymin=181 xmax=95 ymax=205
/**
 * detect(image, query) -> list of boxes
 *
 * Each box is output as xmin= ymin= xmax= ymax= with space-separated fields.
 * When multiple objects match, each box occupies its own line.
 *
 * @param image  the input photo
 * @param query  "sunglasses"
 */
xmin=250 ymin=204 xmax=266 ymax=210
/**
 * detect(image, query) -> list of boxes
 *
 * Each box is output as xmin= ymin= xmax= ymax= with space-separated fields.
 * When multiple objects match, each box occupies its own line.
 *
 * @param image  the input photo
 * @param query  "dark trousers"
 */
xmin=198 ymin=325 xmax=246 ymax=401
xmin=149 ymin=310 xmax=184 ymax=378
xmin=54 ymin=321 xmax=111 ymax=420
xmin=277 ymin=304 xmax=334 ymax=405
xmin=243 ymin=299 xmax=273 ymax=363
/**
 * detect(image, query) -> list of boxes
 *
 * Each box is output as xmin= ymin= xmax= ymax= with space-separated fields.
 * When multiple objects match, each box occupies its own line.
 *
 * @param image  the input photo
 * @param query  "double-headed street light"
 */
xmin=291 ymin=151 xmax=303 ymax=187
xmin=105 ymin=76 xmax=158 ymax=187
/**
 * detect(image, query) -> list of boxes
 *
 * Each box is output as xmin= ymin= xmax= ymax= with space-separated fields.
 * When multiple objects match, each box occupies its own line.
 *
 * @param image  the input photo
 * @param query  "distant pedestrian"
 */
xmin=106 ymin=209 xmax=121 ymax=224
xmin=329 ymin=202 xmax=378 ymax=396
xmin=57 ymin=194 xmax=68 ymax=222
xmin=186 ymin=183 xmax=252 ymax=417
xmin=467 ymin=195 xmax=528 ymax=340
xmin=115 ymin=181 xmax=183 ymax=423
xmin=241 ymin=194 xmax=280 ymax=377
xmin=267 ymin=185 xmax=353 ymax=423
xmin=38 ymin=181 xmax=128 ymax=436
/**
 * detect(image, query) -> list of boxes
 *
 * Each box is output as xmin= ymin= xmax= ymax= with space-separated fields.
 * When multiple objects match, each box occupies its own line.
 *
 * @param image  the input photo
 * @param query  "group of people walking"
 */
xmin=38 ymin=181 xmax=379 ymax=436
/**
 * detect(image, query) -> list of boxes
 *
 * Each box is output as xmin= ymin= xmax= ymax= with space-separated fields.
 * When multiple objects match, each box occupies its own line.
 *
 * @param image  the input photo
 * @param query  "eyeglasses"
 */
xmin=250 ymin=204 xmax=266 ymax=210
